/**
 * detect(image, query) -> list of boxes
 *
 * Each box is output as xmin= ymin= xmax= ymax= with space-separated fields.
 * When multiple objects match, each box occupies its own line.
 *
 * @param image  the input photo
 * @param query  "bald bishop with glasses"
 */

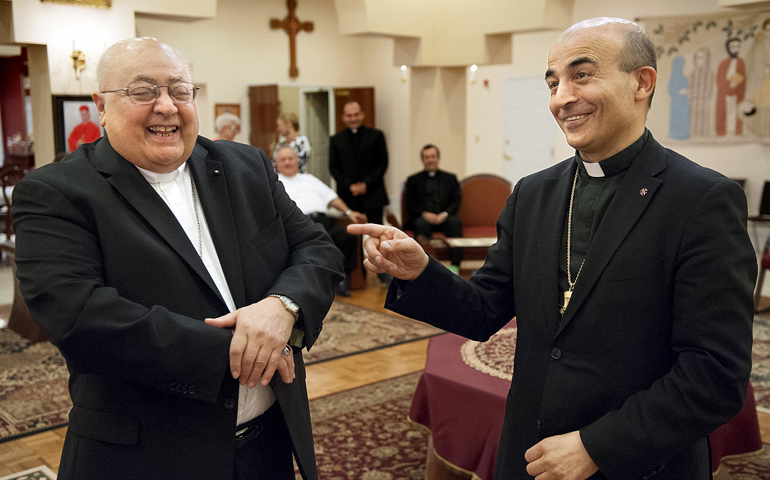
xmin=11 ymin=37 xmax=344 ymax=480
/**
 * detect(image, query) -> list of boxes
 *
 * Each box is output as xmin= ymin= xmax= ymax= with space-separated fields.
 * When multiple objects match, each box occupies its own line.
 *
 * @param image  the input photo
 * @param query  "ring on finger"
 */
xmin=282 ymin=345 xmax=292 ymax=356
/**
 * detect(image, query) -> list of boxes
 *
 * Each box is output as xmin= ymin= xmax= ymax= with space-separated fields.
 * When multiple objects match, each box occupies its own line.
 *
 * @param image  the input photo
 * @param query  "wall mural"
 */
xmin=644 ymin=11 xmax=770 ymax=143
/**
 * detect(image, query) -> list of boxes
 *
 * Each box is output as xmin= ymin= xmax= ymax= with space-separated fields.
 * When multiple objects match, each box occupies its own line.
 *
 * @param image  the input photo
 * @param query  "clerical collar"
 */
xmin=350 ymin=128 xmax=358 ymax=134
xmin=575 ymin=129 xmax=649 ymax=178
xmin=427 ymin=171 xmax=437 ymax=177
xmin=136 ymin=162 xmax=186 ymax=184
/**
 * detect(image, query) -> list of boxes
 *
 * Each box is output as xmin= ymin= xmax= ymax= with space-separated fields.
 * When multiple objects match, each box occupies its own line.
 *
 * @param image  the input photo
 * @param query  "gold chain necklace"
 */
xmin=561 ymin=167 xmax=585 ymax=315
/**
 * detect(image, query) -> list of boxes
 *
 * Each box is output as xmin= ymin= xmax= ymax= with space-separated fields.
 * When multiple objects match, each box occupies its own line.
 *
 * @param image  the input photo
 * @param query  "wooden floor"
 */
xmin=1 ymin=275 xmax=769 ymax=475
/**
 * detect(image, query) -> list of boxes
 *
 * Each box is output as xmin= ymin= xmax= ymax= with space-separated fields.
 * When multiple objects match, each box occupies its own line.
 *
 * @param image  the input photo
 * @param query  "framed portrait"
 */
xmin=52 ymin=95 xmax=104 ymax=155
xmin=40 ymin=0 xmax=111 ymax=8
xmin=215 ymin=103 xmax=241 ymax=121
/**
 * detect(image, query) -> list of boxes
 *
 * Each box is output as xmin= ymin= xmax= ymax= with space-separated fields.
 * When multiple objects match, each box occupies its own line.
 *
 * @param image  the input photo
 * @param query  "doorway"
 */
xmin=302 ymin=89 xmax=331 ymax=185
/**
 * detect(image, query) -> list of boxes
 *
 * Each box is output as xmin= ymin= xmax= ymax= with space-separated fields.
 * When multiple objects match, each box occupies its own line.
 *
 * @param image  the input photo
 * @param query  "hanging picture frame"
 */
xmin=52 ymin=95 xmax=104 ymax=155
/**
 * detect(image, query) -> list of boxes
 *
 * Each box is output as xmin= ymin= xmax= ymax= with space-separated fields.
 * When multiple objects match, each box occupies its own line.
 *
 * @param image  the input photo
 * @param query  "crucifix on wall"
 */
xmin=270 ymin=0 xmax=314 ymax=78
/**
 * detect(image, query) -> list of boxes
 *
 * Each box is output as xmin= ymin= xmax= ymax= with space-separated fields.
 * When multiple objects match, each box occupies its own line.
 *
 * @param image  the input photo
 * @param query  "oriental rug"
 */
xmin=752 ymin=313 xmax=770 ymax=412
xmin=303 ymin=301 xmax=443 ymax=365
xmin=303 ymin=371 xmax=428 ymax=479
xmin=0 ymin=465 xmax=57 ymax=480
xmin=0 ymin=300 xmax=440 ymax=443
xmin=0 ymin=328 xmax=69 ymax=444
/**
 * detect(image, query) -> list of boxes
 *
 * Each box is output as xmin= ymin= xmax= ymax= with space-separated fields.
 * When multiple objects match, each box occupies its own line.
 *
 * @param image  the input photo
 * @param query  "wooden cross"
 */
xmin=270 ymin=0 xmax=314 ymax=78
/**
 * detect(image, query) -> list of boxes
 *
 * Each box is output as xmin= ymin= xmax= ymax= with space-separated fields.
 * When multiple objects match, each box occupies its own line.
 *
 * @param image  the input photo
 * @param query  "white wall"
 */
xmin=11 ymin=0 xmax=770 ymax=229
xmin=466 ymin=0 xmax=770 ymax=225
xmin=135 ymin=0 xmax=368 ymax=144
xmin=356 ymin=36 xmax=412 ymax=211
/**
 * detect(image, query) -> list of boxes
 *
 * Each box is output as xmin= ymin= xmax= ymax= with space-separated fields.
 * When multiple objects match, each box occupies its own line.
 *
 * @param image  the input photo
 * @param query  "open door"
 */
xmin=333 ymin=87 xmax=375 ymax=132
xmin=248 ymin=84 xmax=279 ymax=154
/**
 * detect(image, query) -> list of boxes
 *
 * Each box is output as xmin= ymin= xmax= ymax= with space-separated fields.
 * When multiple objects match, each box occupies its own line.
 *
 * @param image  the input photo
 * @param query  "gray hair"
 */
xmin=215 ymin=112 xmax=241 ymax=133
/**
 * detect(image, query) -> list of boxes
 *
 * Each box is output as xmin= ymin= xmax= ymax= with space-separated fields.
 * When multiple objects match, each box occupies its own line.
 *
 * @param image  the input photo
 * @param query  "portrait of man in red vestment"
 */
xmin=67 ymin=104 xmax=102 ymax=152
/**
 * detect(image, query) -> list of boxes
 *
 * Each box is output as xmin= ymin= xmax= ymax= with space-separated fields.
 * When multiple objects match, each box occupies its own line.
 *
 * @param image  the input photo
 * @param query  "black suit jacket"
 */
xmin=12 ymin=136 xmax=345 ymax=480
xmin=329 ymin=125 xmax=389 ymax=210
xmin=404 ymin=169 xmax=461 ymax=228
xmin=387 ymin=134 xmax=756 ymax=479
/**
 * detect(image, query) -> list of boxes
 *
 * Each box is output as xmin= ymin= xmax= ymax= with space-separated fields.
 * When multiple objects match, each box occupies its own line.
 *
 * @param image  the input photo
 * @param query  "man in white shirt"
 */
xmin=276 ymin=145 xmax=366 ymax=296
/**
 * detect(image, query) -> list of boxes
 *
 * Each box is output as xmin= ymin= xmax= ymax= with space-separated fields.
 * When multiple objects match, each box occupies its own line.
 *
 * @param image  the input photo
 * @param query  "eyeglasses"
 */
xmin=100 ymin=82 xmax=199 ymax=105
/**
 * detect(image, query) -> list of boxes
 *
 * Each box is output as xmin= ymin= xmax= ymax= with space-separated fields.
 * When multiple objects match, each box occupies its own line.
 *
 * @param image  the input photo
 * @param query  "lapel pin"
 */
xmin=214 ymin=170 xmax=221 ymax=175
xmin=640 ymin=188 xmax=648 ymax=196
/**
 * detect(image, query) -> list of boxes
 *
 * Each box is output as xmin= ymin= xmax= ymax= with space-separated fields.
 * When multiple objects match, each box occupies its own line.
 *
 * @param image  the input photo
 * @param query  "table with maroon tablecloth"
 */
xmin=409 ymin=322 xmax=762 ymax=480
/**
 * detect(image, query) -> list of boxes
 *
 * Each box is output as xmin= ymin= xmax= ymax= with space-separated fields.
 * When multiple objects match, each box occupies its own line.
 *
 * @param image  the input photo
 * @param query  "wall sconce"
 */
xmin=71 ymin=49 xmax=86 ymax=80
xmin=401 ymin=65 xmax=408 ymax=83
xmin=470 ymin=64 xmax=478 ymax=84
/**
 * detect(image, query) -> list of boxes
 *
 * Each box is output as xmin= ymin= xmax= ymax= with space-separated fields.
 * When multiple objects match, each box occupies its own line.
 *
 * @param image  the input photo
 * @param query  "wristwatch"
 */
xmin=344 ymin=209 xmax=352 ymax=217
xmin=268 ymin=294 xmax=300 ymax=321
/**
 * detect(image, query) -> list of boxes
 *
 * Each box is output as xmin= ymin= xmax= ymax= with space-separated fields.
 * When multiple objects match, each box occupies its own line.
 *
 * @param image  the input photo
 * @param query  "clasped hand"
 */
xmin=347 ymin=223 xmax=430 ymax=280
xmin=421 ymin=211 xmax=447 ymax=225
xmin=350 ymin=182 xmax=367 ymax=196
xmin=524 ymin=431 xmax=598 ymax=480
xmin=205 ymin=297 xmax=296 ymax=388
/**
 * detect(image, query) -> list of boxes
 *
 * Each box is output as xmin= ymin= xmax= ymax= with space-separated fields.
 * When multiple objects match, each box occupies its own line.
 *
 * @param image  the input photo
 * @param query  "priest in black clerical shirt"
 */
xmin=350 ymin=18 xmax=756 ymax=480
xmin=403 ymin=144 xmax=463 ymax=269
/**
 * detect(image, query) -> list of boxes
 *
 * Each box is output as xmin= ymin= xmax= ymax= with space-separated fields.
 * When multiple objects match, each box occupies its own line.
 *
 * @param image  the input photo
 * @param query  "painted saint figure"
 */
xmin=689 ymin=48 xmax=715 ymax=137
xmin=669 ymin=56 xmax=690 ymax=139
xmin=744 ymin=18 xmax=770 ymax=136
xmin=716 ymin=37 xmax=746 ymax=136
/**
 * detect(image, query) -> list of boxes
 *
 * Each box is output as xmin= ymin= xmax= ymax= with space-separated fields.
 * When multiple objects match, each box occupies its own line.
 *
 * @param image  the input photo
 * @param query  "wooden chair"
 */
xmin=395 ymin=173 xmax=512 ymax=262
xmin=0 ymin=164 xmax=32 ymax=240
xmin=456 ymin=174 xmax=512 ymax=237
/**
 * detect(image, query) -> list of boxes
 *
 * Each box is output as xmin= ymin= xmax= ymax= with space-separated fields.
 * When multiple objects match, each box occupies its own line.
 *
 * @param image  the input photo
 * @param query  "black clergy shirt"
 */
xmin=558 ymin=130 xmax=650 ymax=310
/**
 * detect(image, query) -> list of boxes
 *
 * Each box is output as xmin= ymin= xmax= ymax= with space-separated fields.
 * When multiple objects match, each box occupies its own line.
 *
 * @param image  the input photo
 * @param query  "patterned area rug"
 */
xmin=306 ymin=371 xmax=428 ymax=479
xmin=0 ymin=465 xmax=57 ymax=480
xmin=0 ymin=301 xmax=440 ymax=443
xmin=303 ymin=302 xmax=443 ymax=365
xmin=0 ymin=329 xmax=69 ymax=444
xmin=752 ymin=313 xmax=770 ymax=412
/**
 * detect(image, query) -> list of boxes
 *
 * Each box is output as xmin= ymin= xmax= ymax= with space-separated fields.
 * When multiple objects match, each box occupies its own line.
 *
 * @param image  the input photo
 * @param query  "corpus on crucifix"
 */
xmin=270 ymin=0 xmax=314 ymax=78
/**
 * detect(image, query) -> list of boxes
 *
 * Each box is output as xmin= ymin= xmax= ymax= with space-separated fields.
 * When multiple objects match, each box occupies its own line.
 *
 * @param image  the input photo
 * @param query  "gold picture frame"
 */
xmin=215 ymin=103 xmax=241 ymax=120
xmin=40 ymin=0 xmax=112 ymax=8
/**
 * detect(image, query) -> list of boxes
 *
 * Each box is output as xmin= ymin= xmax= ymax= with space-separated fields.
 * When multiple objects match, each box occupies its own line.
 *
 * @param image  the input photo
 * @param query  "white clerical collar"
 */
xmin=427 ymin=171 xmax=437 ymax=177
xmin=582 ymin=161 xmax=605 ymax=178
xmin=136 ymin=163 xmax=186 ymax=184
xmin=351 ymin=128 xmax=358 ymax=134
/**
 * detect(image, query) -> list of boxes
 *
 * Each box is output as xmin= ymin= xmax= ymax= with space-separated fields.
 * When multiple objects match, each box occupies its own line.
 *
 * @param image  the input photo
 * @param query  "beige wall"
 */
xmin=467 ymin=0 xmax=770 ymax=223
xmin=135 ymin=0 xmax=367 ymax=145
xmin=8 ymin=0 xmax=770 ymax=226
xmin=410 ymin=67 xmax=466 ymax=180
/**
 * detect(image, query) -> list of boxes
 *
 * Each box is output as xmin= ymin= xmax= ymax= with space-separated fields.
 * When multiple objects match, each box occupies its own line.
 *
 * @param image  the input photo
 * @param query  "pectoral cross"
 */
xmin=560 ymin=289 xmax=572 ymax=315
xmin=270 ymin=0 xmax=314 ymax=78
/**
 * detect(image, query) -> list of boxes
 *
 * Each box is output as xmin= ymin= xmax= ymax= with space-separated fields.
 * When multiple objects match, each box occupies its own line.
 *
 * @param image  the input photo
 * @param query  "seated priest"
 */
xmin=276 ymin=145 xmax=365 ymax=296
xmin=404 ymin=144 xmax=463 ymax=271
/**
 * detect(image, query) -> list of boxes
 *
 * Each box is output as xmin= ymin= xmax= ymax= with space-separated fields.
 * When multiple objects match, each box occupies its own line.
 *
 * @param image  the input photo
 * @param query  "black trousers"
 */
xmin=412 ymin=215 xmax=463 ymax=266
xmin=231 ymin=403 xmax=295 ymax=480
xmin=309 ymin=213 xmax=358 ymax=273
